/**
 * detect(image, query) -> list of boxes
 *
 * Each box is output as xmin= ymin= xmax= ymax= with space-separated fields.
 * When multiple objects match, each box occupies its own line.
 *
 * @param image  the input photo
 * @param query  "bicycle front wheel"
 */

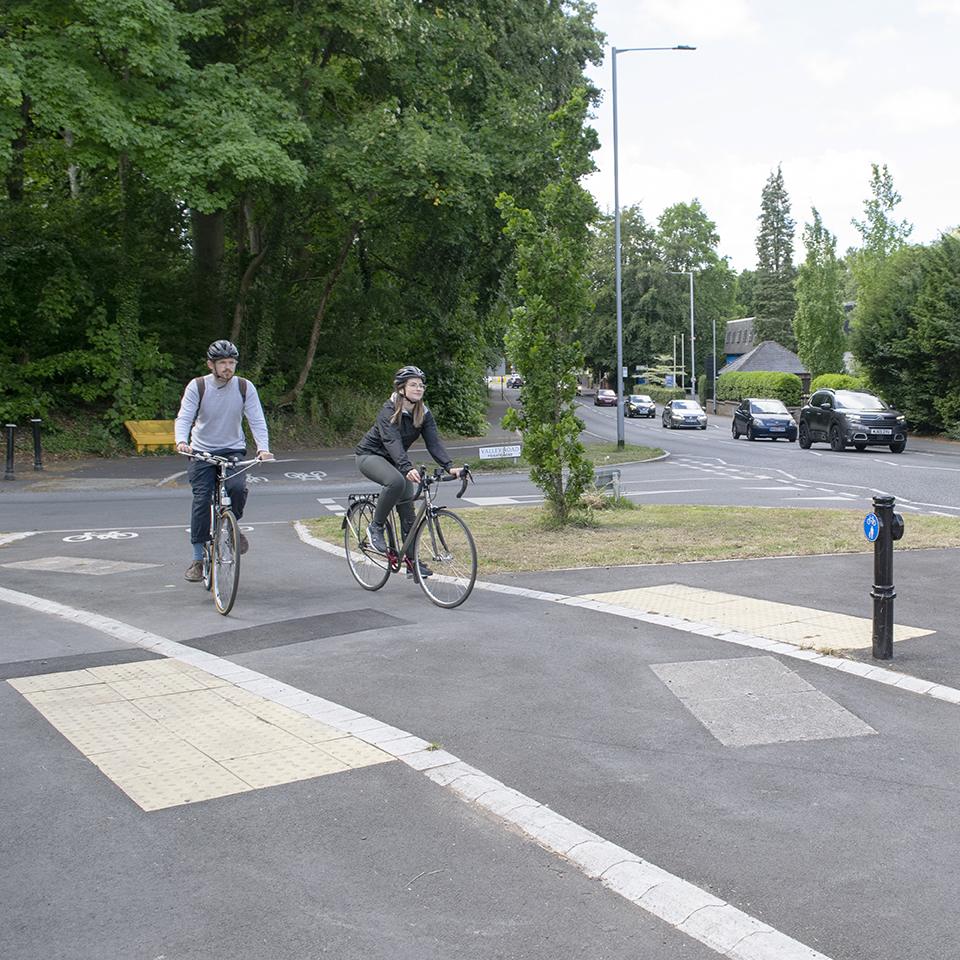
xmin=213 ymin=510 xmax=240 ymax=615
xmin=202 ymin=540 xmax=213 ymax=591
xmin=344 ymin=500 xmax=390 ymax=590
xmin=414 ymin=508 xmax=477 ymax=608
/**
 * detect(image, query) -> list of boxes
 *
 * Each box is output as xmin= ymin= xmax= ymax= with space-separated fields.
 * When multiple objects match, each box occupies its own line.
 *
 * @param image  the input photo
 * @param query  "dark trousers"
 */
xmin=187 ymin=449 xmax=249 ymax=544
xmin=356 ymin=453 xmax=416 ymax=540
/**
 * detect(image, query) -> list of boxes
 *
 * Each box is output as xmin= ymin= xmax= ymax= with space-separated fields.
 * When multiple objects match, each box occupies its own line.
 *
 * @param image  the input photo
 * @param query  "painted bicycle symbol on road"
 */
xmin=284 ymin=471 xmax=328 ymax=482
xmin=62 ymin=531 xmax=139 ymax=542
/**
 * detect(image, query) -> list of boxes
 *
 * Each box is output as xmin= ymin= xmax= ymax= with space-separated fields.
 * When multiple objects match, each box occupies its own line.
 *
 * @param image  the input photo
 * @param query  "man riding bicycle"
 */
xmin=174 ymin=340 xmax=274 ymax=582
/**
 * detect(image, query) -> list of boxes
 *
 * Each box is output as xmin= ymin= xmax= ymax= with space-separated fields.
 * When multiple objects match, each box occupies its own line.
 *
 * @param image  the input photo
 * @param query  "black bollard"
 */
xmin=31 ymin=418 xmax=43 ymax=471
xmin=870 ymin=494 xmax=904 ymax=660
xmin=4 ymin=423 xmax=16 ymax=481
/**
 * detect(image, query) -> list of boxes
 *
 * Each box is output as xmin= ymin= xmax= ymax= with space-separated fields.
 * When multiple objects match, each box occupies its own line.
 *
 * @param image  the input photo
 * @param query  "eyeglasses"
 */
xmin=405 ymin=381 xmax=425 ymax=390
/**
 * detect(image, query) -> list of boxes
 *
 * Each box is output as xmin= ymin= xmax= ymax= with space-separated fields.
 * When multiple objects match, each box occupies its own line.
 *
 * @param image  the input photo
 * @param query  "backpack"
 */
xmin=190 ymin=375 xmax=248 ymax=429
xmin=194 ymin=375 xmax=248 ymax=405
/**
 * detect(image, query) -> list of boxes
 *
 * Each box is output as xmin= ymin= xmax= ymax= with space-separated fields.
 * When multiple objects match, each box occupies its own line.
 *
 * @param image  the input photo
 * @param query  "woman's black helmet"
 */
xmin=207 ymin=340 xmax=239 ymax=361
xmin=394 ymin=365 xmax=426 ymax=388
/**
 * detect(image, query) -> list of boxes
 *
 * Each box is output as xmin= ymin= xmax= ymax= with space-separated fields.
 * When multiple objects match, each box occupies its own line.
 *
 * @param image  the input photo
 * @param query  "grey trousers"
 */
xmin=356 ymin=454 xmax=417 ymax=539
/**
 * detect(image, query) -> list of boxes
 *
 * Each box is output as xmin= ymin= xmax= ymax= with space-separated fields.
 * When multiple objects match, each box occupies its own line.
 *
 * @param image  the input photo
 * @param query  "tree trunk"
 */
xmin=275 ymin=220 xmax=362 ymax=406
xmin=191 ymin=209 xmax=226 ymax=334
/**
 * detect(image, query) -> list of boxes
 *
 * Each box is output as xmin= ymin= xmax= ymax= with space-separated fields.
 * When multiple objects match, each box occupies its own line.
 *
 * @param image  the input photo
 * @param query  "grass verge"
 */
xmin=304 ymin=504 xmax=960 ymax=575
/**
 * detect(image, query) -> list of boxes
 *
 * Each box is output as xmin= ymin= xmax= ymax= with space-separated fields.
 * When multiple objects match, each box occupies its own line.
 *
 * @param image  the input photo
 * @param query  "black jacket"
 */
xmin=356 ymin=400 xmax=453 ymax=476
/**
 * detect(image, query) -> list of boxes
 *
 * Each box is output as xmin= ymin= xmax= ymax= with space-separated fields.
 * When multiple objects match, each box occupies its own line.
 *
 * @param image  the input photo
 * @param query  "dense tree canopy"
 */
xmin=0 ymin=0 xmax=604 ymax=438
xmin=583 ymin=200 xmax=736 ymax=395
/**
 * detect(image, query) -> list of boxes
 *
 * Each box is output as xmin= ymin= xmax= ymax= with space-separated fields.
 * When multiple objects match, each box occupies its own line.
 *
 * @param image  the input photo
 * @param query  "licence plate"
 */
xmin=771 ymin=426 xmax=785 ymax=432
xmin=870 ymin=428 xmax=892 ymax=435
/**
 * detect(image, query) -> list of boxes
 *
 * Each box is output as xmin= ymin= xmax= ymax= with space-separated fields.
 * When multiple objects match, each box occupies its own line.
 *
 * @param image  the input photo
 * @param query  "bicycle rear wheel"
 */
xmin=414 ymin=508 xmax=477 ymax=608
xmin=344 ymin=500 xmax=391 ymax=590
xmin=213 ymin=510 xmax=240 ymax=615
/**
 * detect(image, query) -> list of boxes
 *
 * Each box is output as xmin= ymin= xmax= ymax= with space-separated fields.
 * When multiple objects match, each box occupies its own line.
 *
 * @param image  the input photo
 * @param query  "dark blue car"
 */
xmin=731 ymin=398 xmax=797 ymax=442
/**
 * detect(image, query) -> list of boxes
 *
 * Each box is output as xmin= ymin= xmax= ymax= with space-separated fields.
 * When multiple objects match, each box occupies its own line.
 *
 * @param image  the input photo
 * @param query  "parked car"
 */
xmin=626 ymin=394 xmax=656 ymax=418
xmin=798 ymin=388 xmax=907 ymax=453
xmin=505 ymin=375 xmax=524 ymax=388
xmin=594 ymin=389 xmax=617 ymax=406
xmin=732 ymin=398 xmax=798 ymax=442
xmin=662 ymin=399 xmax=707 ymax=429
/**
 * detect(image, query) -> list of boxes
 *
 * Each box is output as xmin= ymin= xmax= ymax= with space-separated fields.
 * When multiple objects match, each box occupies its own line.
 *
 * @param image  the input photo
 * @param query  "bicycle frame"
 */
xmin=180 ymin=451 xmax=262 ymax=614
xmin=347 ymin=466 xmax=467 ymax=572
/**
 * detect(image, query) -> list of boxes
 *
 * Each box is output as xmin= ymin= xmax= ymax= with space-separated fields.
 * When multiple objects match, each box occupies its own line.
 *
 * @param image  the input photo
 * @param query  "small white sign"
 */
xmin=479 ymin=445 xmax=522 ymax=460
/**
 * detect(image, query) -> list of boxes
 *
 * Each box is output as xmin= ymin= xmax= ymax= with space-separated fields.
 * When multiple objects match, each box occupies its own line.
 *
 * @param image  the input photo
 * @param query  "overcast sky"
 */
xmin=580 ymin=0 xmax=960 ymax=274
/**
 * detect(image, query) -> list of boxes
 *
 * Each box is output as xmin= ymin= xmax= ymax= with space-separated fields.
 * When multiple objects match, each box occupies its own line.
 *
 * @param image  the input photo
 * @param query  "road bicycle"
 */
xmin=181 ymin=451 xmax=264 ymax=615
xmin=343 ymin=465 xmax=477 ymax=608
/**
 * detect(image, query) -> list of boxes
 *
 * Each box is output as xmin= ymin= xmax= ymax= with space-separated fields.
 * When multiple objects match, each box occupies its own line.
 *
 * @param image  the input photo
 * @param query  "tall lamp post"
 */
xmin=614 ymin=43 xmax=695 ymax=448
xmin=666 ymin=270 xmax=696 ymax=400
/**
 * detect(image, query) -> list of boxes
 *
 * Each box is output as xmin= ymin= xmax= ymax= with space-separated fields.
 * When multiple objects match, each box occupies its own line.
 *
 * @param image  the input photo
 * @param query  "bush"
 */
xmin=809 ymin=373 xmax=870 ymax=393
xmin=716 ymin=371 xmax=802 ymax=406
xmin=634 ymin=385 xmax=685 ymax=404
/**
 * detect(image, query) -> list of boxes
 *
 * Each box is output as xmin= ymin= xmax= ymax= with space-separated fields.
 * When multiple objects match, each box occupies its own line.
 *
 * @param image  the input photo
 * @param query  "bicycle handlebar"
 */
xmin=410 ymin=464 xmax=472 ymax=501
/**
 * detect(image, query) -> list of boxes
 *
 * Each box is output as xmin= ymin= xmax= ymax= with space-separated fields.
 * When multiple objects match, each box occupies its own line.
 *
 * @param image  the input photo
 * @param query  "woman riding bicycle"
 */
xmin=356 ymin=366 xmax=465 ymax=570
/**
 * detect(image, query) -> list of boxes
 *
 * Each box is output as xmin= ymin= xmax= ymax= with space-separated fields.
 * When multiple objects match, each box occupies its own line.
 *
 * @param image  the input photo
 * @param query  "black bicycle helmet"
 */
xmin=394 ymin=365 xmax=426 ymax=388
xmin=207 ymin=340 xmax=239 ymax=361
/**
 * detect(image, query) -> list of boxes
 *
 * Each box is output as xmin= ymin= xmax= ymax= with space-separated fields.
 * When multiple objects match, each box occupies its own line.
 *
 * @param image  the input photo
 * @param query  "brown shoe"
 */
xmin=184 ymin=560 xmax=204 ymax=582
xmin=239 ymin=533 xmax=249 ymax=555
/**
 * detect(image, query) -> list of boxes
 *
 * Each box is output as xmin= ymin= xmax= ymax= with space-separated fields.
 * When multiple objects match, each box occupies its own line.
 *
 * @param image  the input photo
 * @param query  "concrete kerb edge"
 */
xmin=1 ymin=582 xmax=839 ymax=960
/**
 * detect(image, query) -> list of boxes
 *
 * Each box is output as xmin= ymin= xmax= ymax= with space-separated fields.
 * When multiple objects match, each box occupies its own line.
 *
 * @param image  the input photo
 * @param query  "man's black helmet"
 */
xmin=207 ymin=340 xmax=239 ymax=361
xmin=394 ymin=365 xmax=426 ymax=388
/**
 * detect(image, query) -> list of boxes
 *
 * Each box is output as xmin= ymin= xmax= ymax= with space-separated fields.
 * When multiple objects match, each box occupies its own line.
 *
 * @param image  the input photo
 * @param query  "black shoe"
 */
xmin=407 ymin=560 xmax=433 ymax=580
xmin=184 ymin=560 xmax=204 ymax=582
xmin=367 ymin=520 xmax=387 ymax=553
xmin=239 ymin=533 xmax=249 ymax=555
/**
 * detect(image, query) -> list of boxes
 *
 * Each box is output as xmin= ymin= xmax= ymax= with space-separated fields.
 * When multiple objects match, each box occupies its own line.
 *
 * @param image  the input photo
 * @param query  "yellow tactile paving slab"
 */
xmin=7 ymin=658 xmax=393 ymax=811
xmin=581 ymin=584 xmax=934 ymax=653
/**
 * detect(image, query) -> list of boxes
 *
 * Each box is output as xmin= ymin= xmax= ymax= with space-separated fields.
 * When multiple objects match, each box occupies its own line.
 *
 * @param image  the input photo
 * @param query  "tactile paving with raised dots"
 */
xmin=581 ymin=583 xmax=933 ymax=652
xmin=7 ymin=659 xmax=393 ymax=811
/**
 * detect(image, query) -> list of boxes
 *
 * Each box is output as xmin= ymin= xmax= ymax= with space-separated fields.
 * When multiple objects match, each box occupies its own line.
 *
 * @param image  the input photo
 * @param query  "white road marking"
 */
xmin=0 ymin=573 xmax=845 ymax=960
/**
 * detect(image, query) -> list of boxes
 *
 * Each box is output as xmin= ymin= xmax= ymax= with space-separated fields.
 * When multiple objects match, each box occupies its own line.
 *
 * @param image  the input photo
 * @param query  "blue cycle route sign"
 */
xmin=864 ymin=513 xmax=880 ymax=542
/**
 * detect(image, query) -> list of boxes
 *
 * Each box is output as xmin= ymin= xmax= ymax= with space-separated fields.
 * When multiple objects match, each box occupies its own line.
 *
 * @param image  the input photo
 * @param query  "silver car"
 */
xmin=662 ymin=399 xmax=707 ymax=430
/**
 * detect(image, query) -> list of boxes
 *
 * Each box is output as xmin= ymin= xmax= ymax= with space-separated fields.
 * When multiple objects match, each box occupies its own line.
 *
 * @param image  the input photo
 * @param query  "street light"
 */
xmin=613 ymin=44 xmax=695 ymax=449
xmin=666 ymin=270 xmax=696 ymax=400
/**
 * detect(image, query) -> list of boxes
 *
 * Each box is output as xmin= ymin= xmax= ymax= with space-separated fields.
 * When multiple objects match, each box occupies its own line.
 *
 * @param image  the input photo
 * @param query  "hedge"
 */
xmin=808 ymin=374 xmax=870 ymax=393
xmin=716 ymin=371 xmax=803 ymax=406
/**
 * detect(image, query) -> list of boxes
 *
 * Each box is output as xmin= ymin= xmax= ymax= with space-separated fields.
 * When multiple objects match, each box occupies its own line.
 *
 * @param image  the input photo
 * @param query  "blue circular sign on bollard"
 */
xmin=864 ymin=513 xmax=880 ymax=542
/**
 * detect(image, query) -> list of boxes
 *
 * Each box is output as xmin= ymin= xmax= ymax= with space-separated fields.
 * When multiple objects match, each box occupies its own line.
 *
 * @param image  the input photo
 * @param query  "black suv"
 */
xmin=798 ymin=388 xmax=907 ymax=453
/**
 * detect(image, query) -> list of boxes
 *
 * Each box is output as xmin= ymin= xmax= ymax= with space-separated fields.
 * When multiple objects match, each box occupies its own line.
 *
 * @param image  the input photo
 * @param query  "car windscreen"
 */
xmin=835 ymin=391 xmax=888 ymax=410
xmin=752 ymin=400 xmax=787 ymax=413
xmin=674 ymin=401 xmax=700 ymax=410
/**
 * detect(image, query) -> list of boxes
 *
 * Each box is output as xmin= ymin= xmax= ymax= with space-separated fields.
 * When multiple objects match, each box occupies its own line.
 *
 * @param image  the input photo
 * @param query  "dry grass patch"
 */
xmin=303 ymin=505 xmax=960 ymax=575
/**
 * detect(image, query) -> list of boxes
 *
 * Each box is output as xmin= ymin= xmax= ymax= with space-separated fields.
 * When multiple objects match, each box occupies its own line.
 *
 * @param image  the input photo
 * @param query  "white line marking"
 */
xmin=0 ymin=577 xmax=837 ymax=960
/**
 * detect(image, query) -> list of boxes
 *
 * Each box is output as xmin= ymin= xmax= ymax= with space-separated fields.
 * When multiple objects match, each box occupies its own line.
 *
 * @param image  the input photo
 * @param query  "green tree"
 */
xmin=498 ymin=93 xmax=596 ymax=522
xmin=1 ymin=0 xmax=604 ymax=437
xmin=851 ymin=163 xmax=914 ymax=284
xmin=793 ymin=208 xmax=846 ymax=378
xmin=753 ymin=165 xmax=797 ymax=350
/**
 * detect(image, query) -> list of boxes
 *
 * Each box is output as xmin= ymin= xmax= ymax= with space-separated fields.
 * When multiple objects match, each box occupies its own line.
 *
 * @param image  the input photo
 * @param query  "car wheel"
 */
xmin=854 ymin=443 xmax=867 ymax=452
xmin=661 ymin=419 xmax=667 ymax=428
xmin=830 ymin=425 xmax=846 ymax=452
xmin=746 ymin=424 xmax=755 ymax=441
xmin=731 ymin=422 xmax=739 ymax=439
xmin=700 ymin=424 xmax=707 ymax=430
xmin=889 ymin=441 xmax=906 ymax=453
xmin=798 ymin=421 xmax=811 ymax=449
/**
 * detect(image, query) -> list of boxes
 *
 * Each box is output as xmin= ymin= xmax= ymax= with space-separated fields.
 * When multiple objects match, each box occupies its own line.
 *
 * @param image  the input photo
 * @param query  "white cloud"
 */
xmin=918 ymin=0 xmax=960 ymax=17
xmin=851 ymin=25 xmax=899 ymax=46
xmin=638 ymin=0 xmax=761 ymax=42
xmin=802 ymin=51 xmax=853 ymax=87
xmin=873 ymin=86 xmax=960 ymax=133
